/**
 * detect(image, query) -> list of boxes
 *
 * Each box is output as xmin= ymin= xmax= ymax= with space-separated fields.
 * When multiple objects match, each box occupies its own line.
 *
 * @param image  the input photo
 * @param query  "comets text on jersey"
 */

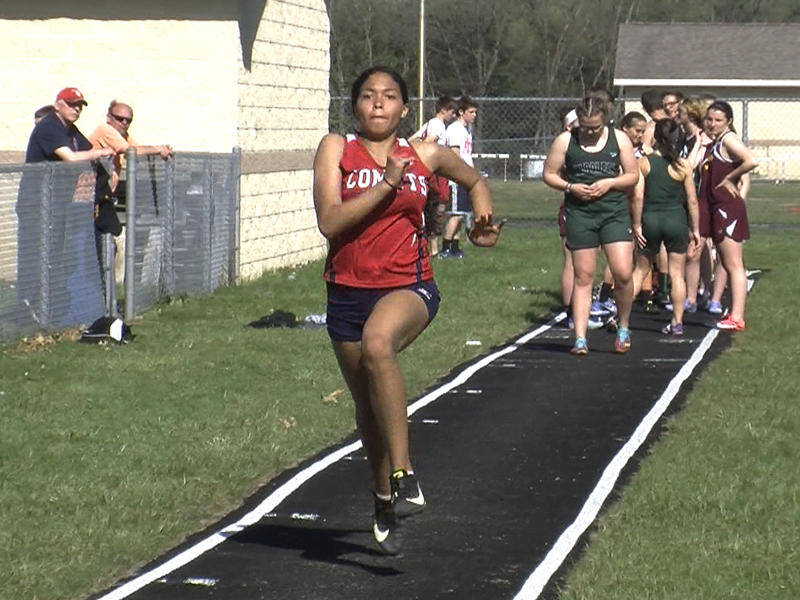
xmin=345 ymin=168 xmax=429 ymax=195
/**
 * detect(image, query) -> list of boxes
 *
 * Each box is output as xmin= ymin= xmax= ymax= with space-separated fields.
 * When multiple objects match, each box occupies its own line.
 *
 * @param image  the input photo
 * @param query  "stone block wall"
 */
xmin=237 ymin=0 xmax=330 ymax=280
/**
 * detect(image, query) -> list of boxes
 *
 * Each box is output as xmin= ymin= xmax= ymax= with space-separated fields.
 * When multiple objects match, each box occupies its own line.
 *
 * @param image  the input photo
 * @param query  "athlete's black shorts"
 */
xmin=326 ymin=280 xmax=441 ymax=342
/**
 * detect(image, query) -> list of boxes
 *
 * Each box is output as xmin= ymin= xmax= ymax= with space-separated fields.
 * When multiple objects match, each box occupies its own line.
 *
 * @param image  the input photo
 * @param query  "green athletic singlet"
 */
xmin=641 ymin=155 xmax=690 ymax=255
xmin=563 ymin=127 xmax=631 ymax=249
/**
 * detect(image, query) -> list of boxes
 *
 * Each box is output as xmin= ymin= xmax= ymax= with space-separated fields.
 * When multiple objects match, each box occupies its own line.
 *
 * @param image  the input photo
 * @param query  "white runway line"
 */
xmin=95 ymin=314 xmax=566 ymax=600
xmin=512 ymin=328 xmax=720 ymax=600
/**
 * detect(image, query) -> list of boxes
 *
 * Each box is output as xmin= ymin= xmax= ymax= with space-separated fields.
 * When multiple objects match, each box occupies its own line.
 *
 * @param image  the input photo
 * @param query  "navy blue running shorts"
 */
xmin=326 ymin=280 xmax=441 ymax=342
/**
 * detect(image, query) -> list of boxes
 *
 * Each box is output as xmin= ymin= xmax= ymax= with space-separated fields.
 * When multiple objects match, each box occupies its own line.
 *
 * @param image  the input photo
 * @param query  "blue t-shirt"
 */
xmin=25 ymin=113 xmax=92 ymax=163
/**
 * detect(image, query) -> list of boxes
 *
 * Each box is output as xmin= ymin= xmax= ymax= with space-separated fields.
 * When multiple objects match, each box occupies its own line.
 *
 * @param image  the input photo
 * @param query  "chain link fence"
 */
xmin=331 ymin=96 xmax=800 ymax=182
xmin=124 ymin=152 xmax=239 ymax=319
xmin=0 ymin=152 xmax=238 ymax=343
xmin=0 ymin=161 xmax=105 ymax=340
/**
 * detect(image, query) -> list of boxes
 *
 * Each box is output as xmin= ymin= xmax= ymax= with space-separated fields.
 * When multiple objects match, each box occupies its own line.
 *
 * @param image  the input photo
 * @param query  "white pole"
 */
xmin=418 ymin=0 xmax=425 ymax=129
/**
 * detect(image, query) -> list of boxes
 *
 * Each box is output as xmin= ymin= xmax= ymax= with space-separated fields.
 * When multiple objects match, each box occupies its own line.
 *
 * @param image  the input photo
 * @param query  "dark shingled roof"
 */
xmin=615 ymin=23 xmax=800 ymax=81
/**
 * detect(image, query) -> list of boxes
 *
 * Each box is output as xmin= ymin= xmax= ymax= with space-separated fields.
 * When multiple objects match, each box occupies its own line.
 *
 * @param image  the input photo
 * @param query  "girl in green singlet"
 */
xmin=543 ymin=97 xmax=639 ymax=355
xmin=632 ymin=119 xmax=701 ymax=336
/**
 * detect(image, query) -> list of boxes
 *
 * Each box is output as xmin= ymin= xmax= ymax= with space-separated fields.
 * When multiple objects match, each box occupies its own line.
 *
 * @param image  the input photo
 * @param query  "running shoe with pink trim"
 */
xmin=716 ymin=316 xmax=745 ymax=331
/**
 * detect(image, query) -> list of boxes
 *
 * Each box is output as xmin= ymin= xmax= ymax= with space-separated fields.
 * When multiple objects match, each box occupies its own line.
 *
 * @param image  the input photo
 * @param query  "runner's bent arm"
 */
xmin=415 ymin=141 xmax=492 ymax=223
xmin=313 ymin=133 xmax=408 ymax=240
xmin=721 ymin=134 xmax=759 ymax=185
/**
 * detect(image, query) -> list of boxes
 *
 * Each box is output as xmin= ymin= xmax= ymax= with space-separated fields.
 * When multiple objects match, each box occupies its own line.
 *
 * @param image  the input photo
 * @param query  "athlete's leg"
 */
xmin=332 ymin=341 xmax=391 ymax=496
xmin=685 ymin=235 xmax=706 ymax=305
xmin=655 ymin=243 xmax=670 ymax=303
xmin=561 ymin=237 xmax=574 ymax=309
xmin=710 ymin=259 xmax=728 ymax=305
xmin=360 ymin=290 xmax=431 ymax=475
xmin=668 ymin=252 xmax=688 ymax=325
xmin=716 ymin=237 xmax=747 ymax=322
xmin=570 ymin=247 xmax=599 ymax=339
xmin=603 ymin=240 xmax=634 ymax=330
xmin=700 ymin=239 xmax=714 ymax=298
xmin=632 ymin=248 xmax=652 ymax=299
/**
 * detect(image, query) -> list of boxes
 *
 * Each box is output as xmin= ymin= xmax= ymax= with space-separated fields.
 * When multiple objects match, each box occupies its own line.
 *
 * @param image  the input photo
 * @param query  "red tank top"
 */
xmin=699 ymin=132 xmax=742 ymax=207
xmin=324 ymin=134 xmax=434 ymax=288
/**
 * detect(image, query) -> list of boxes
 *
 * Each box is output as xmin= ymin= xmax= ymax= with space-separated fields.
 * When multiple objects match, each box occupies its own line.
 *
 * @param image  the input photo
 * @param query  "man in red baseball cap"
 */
xmin=55 ymin=87 xmax=88 ymax=107
xmin=25 ymin=87 xmax=113 ymax=163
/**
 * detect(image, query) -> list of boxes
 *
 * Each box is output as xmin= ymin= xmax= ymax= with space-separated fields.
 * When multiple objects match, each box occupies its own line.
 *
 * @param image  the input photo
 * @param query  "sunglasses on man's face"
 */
xmin=110 ymin=113 xmax=132 ymax=124
xmin=66 ymin=101 xmax=85 ymax=110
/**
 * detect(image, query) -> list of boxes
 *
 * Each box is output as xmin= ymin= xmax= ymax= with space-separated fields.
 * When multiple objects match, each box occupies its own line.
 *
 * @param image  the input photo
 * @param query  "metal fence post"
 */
xmin=102 ymin=233 xmax=116 ymax=317
xmin=39 ymin=163 xmax=53 ymax=328
xmin=232 ymin=146 xmax=242 ymax=286
xmin=164 ymin=155 xmax=175 ymax=297
xmin=124 ymin=147 xmax=137 ymax=322
xmin=203 ymin=157 xmax=214 ymax=293
xmin=742 ymin=99 xmax=749 ymax=145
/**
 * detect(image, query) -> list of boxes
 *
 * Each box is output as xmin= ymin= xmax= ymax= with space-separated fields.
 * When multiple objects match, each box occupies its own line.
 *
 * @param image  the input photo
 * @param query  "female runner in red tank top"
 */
xmin=313 ymin=66 xmax=499 ymax=555
xmin=697 ymin=101 xmax=758 ymax=331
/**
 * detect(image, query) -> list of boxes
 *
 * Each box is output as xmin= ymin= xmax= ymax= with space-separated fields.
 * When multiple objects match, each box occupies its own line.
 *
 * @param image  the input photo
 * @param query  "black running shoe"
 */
xmin=390 ymin=469 xmax=426 ymax=518
xmin=373 ymin=494 xmax=402 ymax=555
xmin=644 ymin=299 xmax=660 ymax=314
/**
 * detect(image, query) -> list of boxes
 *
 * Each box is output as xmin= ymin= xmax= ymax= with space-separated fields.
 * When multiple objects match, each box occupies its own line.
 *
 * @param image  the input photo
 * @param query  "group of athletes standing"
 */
xmin=543 ymin=88 xmax=758 ymax=355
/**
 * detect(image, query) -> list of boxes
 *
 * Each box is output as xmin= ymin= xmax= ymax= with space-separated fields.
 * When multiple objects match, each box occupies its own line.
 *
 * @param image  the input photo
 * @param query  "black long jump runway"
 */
xmin=93 ymin=304 xmax=734 ymax=600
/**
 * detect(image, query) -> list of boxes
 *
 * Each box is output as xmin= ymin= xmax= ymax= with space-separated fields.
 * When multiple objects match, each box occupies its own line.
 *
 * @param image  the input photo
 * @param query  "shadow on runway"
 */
xmin=231 ymin=520 xmax=404 ymax=577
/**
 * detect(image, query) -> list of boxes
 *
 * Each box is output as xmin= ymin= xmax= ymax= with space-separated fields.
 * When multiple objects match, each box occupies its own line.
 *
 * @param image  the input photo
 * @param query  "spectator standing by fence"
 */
xmin=18 ymin=88 xmax=113 ymax=325
xmin=25 ymin=88 xmax=113 ymax=163
xmin=89 ymin=100 xmax=174 ymax=292
xmin=89 ymin=100 xmax=173 ymax=193
xmin=441 ymin=96 xmax=479 ymax=259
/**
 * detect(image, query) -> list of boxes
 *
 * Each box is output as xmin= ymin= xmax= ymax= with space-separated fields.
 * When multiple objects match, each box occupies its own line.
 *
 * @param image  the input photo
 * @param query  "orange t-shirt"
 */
xmin=88 ymin=122 xmax=138 ymax=191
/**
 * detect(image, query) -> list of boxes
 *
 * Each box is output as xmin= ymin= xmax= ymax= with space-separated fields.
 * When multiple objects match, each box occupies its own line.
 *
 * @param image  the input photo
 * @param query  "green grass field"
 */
xmin=0 ymin=182 xmax=798 ymax=600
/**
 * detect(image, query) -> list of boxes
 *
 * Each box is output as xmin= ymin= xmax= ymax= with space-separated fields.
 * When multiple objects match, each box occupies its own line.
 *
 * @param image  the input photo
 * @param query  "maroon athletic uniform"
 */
xmin=324 ymin=134 xmax=434 ymax=288
xmin=699 ymin=132 xmax=750 ymax=244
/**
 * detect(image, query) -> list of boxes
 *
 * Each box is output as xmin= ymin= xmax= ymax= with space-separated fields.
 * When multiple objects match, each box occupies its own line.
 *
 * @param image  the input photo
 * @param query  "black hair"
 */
xmin=457 ymin=95 xmax=479 ymax=114
xmin=661 ymin=90 xmax=684 ymax=102
xmin=652 ymin=119 xmax=682 ymax=166
xmin=707 ymin=100 xmax=734 ymax=122
xmin=620 ymin=111 xmax=646 ymax=129
xmin=435 ymin=96 xmax=458 ymax=113
xmin=640 ymin=89 xmax=663 ymax=114
xmin=350 ymin=66 xmax=409 ymax=113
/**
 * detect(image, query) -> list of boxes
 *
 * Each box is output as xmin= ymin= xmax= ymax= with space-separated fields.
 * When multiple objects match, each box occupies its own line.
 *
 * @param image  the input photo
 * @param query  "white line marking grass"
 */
xmin=96 ymin=314 xmax=566 ymax=600
xmin=512 ymin=328 xmax=720 ymax=600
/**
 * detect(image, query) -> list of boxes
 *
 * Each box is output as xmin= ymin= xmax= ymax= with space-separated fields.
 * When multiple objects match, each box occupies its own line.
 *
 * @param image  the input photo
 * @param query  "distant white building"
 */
xmin=614 ymin=22 xmax=800 ymax=181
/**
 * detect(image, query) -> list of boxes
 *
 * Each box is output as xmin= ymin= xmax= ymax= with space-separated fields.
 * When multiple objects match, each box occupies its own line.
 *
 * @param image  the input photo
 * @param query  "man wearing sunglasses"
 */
xmin=89 ymin=100 xmax=173 ymax=192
